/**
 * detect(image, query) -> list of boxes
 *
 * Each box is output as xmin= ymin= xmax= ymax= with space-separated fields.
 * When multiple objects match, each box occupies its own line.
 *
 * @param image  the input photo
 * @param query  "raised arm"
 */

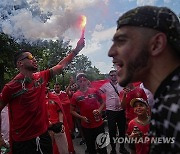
xmin=51 ymin=37 xmax=85 ymax=76
xmin=66 ymin=77 xmax=74 ymax=96
xmin=121 ymin=87 xmax=131 ymax=109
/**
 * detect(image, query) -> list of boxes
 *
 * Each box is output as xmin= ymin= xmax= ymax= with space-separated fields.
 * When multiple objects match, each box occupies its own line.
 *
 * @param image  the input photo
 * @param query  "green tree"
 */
xmin=0 ymin=33 xmax=20 ymax=91
xmin=0 ymin=36 xmax=105 ymax=91
xmin=67 ymin=54 xmax=92 ymax=74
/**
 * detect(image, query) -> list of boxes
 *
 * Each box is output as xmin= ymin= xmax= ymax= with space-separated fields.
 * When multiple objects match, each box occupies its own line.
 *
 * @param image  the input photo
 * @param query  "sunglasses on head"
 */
xmin=19 ymin=54 xmax=34 ymax=61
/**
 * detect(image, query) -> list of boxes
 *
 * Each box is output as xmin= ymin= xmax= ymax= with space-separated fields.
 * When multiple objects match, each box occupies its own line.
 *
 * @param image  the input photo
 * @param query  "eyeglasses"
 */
xmin=19 ymin=54 xmax=34 ymax=61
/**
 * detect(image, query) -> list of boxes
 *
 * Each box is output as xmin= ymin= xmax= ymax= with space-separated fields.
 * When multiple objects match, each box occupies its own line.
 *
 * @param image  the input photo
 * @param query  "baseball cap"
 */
xmin=76 ymin=73 xmax=87 ymax=80
xmin=117 ymin=6 xmax=180 ymax=56
xmin=130 ymin=97 xmax=149 ymax=107
xmin=128 ymin=87 xmax=147 ymax=101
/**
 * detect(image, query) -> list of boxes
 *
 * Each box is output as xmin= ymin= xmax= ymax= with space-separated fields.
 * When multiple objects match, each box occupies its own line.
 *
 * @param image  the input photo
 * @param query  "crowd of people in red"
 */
xmin=1 ymin=5 xmax=180 ymax=154
xmin=44 ymin=71 xmax=154 ymax=154
xmin=0 ymin=64 xmax=154 ymax=154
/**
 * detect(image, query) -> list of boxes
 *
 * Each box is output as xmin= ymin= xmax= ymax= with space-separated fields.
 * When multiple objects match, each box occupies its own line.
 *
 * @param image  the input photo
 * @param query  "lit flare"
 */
xmin=80 ymin=15 xmax=87 ymax=38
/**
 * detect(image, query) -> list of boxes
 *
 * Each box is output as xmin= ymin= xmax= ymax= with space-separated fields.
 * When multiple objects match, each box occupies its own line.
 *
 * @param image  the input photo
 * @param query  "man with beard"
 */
xmin=0 ymin=37 xmax=85 ymax=154
xmin=108 ymin=6 xmax=180 ymax=153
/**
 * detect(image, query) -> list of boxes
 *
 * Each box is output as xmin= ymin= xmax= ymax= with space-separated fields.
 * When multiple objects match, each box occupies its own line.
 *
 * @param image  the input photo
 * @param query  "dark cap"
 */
xmin=117 ymin=6 xmax=180 ymax=56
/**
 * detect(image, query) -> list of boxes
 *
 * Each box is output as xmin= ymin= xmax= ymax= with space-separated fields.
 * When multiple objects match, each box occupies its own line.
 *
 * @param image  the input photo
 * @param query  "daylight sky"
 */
xmin=0 ymin=0 xmax=180 ymax=74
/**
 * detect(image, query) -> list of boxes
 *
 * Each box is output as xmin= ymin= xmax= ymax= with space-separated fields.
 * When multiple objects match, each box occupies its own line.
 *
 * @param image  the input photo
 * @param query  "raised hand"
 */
xmin=73 ymin=37 xmax=85 ymax=55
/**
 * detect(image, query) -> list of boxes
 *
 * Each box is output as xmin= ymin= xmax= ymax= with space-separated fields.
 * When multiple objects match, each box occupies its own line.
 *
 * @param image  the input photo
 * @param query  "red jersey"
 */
xmin=46 ymin=98 xmax=61 ymax=124
xmin=1 ymin=70 xmax=51 ymax=141
xmin=120 ymin=87 xmax=147 ymax=124
xmin=127 ymin=118 xmax=150 ymax=154
xmin=71 ymin=88 xmax=103 ymax=128
xmin=46 ymin=92 xmax=75 ymax=153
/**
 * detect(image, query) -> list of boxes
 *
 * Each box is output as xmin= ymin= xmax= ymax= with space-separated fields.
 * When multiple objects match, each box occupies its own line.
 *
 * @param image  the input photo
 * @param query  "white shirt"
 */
xmin=140 ymin=83 xmax=154 ymax=108
xmin=100 ymin=82 xmax=124 ymax=111
xmin=1 ymin=105 xmax=9 ymax=144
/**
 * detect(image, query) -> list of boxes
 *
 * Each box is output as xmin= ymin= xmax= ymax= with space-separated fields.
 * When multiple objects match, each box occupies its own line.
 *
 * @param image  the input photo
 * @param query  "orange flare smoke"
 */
xmin=79 ymin=15 xmax=87 ymax=38
xmin=80 ymin=15 xmax=87 ymax=29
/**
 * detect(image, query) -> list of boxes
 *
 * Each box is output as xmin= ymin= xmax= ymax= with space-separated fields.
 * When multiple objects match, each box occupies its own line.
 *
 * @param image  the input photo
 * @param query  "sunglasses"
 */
xmin=19 ymin=54 xmax=34 ymax=61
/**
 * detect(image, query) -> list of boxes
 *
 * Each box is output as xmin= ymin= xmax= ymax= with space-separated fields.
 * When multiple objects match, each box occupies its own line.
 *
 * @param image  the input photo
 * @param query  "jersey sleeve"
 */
xmin=40 ymin=69 xmax=52 ymax=83
xmin=99 ymin=83 xmax=107 ymax=93
xmin=1 ymin=85 xmax=12 ymax=105
xmin=95 ymin=89 xmax=103 ymax=103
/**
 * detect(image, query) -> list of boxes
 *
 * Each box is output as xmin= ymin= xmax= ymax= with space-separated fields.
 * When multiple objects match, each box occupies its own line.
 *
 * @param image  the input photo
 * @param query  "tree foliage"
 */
xmin=0 ymin=35 xmax=106 ymax=91
xmin=0 ymin=33 xmax=20 ymax=90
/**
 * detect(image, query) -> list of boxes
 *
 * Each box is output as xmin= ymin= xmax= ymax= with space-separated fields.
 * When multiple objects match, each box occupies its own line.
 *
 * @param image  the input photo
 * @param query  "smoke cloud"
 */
xmin=0 ymin=0 xmax=98 ymax=42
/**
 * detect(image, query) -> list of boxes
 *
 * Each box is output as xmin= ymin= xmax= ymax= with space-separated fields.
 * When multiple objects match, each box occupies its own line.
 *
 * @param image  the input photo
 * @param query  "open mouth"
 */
xmin=113 ymin=61 xmax=123 ymax=71
xmin=33 ymin=62 xmax=38 ymax=68
xmin=113 ymin=61 xmax=123 ymax=69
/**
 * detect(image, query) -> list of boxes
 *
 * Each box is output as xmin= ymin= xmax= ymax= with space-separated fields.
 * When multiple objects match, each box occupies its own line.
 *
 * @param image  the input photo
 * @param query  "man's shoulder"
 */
xmin=73 ymin=90 xmax=81 ymax=97
xmin=100 ymin=82 xmax=110 ymax=89
xmin=88 ymin=87 xmax=97 ymax=92
xmin=162 ymin=70 xmax=180 ymax=101
xmin=4 ymin=73 xmax=23 ymax=89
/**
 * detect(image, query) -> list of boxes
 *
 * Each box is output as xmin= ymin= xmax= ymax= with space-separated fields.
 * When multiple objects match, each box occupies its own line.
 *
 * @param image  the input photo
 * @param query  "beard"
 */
xmin=25 ymin=65 xmax=38 ymax=72
xmin=120 ymin=47 xmax=150 ymax=87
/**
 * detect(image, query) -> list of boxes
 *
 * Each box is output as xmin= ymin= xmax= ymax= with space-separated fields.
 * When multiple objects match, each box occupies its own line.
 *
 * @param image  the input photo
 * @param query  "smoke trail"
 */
xmin=0 ymin=0 xmax=97 ymax=42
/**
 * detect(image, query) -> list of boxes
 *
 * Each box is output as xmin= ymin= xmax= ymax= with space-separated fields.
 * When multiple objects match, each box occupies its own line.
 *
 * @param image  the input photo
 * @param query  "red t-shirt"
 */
xmin=1 ymin=70 xmax=51 ymax=141
xmin=46 ymin=98 xmax=61 ymax=124
xmin=127 ymin=118 xmax=150 ymax=154
xmin=71 ymin=88 xmax=103 ymax=128
xmin=120 ymin=87 xmax=147 ymax=124
xmin=46 ymin=92 xmax=75 ymax=153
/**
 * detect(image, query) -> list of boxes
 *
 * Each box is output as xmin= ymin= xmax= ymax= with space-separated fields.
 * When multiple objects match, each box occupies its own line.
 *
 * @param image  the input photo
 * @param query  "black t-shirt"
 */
xmin=150 ymin=66 xmax=180 ymax=153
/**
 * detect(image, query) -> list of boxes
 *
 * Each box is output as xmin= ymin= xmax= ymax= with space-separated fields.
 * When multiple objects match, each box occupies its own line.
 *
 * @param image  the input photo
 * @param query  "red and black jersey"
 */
xmin=71 ymin=88 xmax=103 ymax=128
xmin=127 ymin=118 xmax=150 ymax=154
xmin=1 ymin=70 xmax=51 ymax=141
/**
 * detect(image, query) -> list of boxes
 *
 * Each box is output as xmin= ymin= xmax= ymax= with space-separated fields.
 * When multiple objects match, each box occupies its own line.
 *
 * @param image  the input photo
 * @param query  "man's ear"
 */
xmin=17 ymin=60 xmax=23 ymax=68
xmin=149 ymin=32 xmax=167 ymax=56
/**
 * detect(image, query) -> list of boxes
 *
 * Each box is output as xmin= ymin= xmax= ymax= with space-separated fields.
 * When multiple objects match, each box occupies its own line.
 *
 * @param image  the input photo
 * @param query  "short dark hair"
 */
xmin=14 ymin=50 xmax=31 ymax=67
xmin=117 ymin=6 xmax=180 ymax=57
